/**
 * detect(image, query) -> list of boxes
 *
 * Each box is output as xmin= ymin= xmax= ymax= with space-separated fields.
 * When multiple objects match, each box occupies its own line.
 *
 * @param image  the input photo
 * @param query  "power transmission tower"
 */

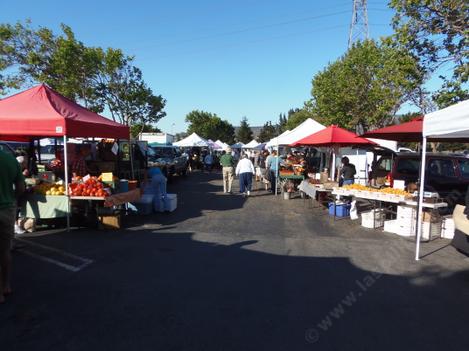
xmin=348 ymin=0 xmax=369 ymax=48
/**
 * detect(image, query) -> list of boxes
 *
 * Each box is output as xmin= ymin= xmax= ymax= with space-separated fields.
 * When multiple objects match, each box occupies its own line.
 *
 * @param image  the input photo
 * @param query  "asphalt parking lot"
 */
xmin=2 ymin=171 xmax=469 ymax=351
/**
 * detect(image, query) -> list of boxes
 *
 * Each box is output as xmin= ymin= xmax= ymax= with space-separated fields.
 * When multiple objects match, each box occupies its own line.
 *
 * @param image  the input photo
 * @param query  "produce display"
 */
xmin=340 ymin=184 xmax=412 ymax=197
xmin=69 ymin=176 xmax=109 ymax=197
xmin=34 ymin=181 xmax=66 ymax=196
xmin=308 ymin=179 xmax=321 ymax=185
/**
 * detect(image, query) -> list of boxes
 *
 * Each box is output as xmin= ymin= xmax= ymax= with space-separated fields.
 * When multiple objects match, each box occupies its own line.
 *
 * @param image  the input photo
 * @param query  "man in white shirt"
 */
xmin=235 ymin=154 xmax=255 ymax=196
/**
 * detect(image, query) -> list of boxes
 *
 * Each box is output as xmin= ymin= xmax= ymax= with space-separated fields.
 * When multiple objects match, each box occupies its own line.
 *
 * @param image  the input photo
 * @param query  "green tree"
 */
xmin=310 ymin=40 xmax=422 ymax=131
xmin=390 ymin=0 xmax=469 ymax=107
xmin=185 ymin=110 xmax=235 ymax=143
xmin=284 ymin=108 xmax=313 ymax=131
xmin=0 ymin=21 xmax=166 ymax=129
xmin=258 ymin=121 xmax=277 ymax=142
xmin=236 ymin=116 xmax=253 ymax=143
xmin=277 ymin=113 xmax=287 ymax=133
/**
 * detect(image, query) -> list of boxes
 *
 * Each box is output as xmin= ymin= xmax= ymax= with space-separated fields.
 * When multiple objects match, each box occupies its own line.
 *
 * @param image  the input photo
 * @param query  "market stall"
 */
xmin=416 ymin=99 xmax=469 ymax=260
xmin=291 ymin=125 xmax=375 ymax=204
xmin=0 ymin=84 xmax=132 ymax=230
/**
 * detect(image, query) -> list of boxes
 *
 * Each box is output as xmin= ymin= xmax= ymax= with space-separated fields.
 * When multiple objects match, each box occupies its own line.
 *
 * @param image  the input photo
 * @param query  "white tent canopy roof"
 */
xmin=277 ymin=118 xmax=326 ymax=145
xmin=173 ymin=132 xmax=209 ymax=147
xmin=266 ymin=130 xmax=291 ymax=147
xmin=423 ymin=99 xmax=469 ymax=139
xmin=242 ymin=139 xmax=259 ymax=148
xmin=215 ymin=140 xmax=230 ymax=150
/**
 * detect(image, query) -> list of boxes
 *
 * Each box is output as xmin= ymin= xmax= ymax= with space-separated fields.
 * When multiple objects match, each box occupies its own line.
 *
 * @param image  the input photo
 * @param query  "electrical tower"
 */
xmin=348 ymin=0 xmax=369 ymax=48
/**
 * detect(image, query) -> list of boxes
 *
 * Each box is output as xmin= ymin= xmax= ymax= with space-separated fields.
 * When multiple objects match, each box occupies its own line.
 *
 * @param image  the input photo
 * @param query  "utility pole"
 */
xmin=348 ymin=0 xmax=369 ymax=48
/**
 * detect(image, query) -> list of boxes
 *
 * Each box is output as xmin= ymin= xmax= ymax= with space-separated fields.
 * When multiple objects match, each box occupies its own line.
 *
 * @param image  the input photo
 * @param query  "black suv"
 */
xmin=373 ymin=153 xmax=469 ymax=205
xmin=148 ymin=144 xmax=189 ymax=179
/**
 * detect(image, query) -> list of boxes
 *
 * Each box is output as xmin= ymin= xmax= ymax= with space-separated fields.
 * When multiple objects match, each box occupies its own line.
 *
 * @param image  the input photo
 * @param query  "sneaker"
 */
xmin=247 ymin=191 xmax=250 ymax=196
xmin=14 ymin=224 xmax=25 ymax=235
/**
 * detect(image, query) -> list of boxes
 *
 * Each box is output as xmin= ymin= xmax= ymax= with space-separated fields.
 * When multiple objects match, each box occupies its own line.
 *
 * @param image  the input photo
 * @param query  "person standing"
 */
xmin=236 ymin=154 xmax=255 ymax=197
xmin=220 ymin=149 xmax=235 ymax=194
xmin=204 ymin=153 xmax=214 ymax=173
xmin=0 ymin=149 xmax=25 ymax=303
xmin=340 ymin=157 xmax=356 ymax=186
xmin=266 ymin=150 xmax=279 ymax=194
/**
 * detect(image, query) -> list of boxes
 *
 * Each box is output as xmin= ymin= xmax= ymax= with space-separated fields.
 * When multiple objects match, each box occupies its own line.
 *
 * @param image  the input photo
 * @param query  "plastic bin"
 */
xmin=328 ymin=202 xmax=350 ymax=217
xmin=153 ymin=195 xmax=165 ymax=213
xmin=119 ymin=179 xmax=129 ymax=193
xmin=164 ymin=194 xmax=177 ymax=212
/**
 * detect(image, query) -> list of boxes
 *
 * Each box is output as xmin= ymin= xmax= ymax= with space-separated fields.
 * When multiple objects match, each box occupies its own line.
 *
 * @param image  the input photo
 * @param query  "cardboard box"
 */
xmin=99 ymin=214 xmax=121 ymax=230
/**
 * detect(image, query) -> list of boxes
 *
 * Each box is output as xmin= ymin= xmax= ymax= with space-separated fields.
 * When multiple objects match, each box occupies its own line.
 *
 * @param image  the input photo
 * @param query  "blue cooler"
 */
xmin=328 ymin=202 xmax=351 ymax=217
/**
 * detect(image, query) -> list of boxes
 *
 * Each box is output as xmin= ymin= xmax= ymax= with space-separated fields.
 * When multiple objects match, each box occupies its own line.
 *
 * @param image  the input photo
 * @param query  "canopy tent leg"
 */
xmin=63 ymin=135 xmax=71 ymax=232
xmin=275 ymin=142 xmax=279 ymax=196
xmin=415 ymin=137 xmax=427 ymax=260
xmin=331 ymin=149 xmax=336 ymax=181
xmin=129 ymin=133 xmax=135 ymax=180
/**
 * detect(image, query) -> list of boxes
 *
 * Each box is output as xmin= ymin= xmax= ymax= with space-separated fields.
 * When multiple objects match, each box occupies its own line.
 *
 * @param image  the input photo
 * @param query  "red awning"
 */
xmin=0 ymin=84 xmax=129 ymax=140
xmin=362 ymin=117 xmax=423 ymax=142
xmin=291 ymin=125 xmax=376 ymax=147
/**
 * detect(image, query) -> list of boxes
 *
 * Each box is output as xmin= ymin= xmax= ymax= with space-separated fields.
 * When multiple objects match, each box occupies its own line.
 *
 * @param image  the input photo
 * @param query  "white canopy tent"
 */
xmin=266 ymin=130 xmax=291 ymax=148
xmin=215 ymin=140 xmax=230 ymax=150
xmin=415 ymin=99 xmax=469 ymax=260
xmin=242 ymin=139 xmax=259 ymax=149
xmin=277 ymin=118 xmax=326 ymax=145
xmin=173 ymin=132 xmax=209 ymax=147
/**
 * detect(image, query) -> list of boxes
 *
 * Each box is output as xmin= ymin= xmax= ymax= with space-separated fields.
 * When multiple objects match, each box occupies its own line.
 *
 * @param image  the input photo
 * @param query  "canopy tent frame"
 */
xmin=415 ymin=99 xmax=469 ymax=260
xmin=0 ymin=84 xmax=130 ymax=231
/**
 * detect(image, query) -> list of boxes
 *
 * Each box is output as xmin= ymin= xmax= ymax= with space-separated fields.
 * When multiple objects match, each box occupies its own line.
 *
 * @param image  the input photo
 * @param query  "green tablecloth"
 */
xmin=279 ymin=174 xmax=305 ymax=180
xmin=22 ymin=194 xmax=69 ymax=219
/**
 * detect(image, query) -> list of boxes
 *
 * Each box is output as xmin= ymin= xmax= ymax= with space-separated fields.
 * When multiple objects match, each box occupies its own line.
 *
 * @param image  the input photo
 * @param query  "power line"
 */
xmin=132 ymin=10 xmax=352 ymax=51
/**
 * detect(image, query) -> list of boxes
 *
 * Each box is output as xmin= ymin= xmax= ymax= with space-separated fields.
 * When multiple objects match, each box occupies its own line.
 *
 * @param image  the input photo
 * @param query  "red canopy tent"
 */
xmin=361 ymin=117 xmax=423 ymax=142
xmin=291 ymin=125 xmax=376 ymax=147
xmin=0 ymin=84 xmax=129 ymax=140
xmin=291 ymin=125 xmax=375 ymax=181
xmin=0 ymin=84 xmax=130 ymax=231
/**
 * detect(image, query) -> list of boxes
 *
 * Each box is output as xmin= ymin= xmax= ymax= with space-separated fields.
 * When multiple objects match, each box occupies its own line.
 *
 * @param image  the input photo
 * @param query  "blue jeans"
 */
xmin=239 ymin=172 xmax=253 ymax=193
xmin=342 ymin=179 xmax=354 ymax=186
xmin=270 ymin=170 xmax=277 ymax=193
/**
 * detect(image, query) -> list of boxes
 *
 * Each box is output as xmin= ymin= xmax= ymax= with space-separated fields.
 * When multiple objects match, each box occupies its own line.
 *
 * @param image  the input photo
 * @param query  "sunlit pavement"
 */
xmin=3 ymin=171 xmax=469 ymax=351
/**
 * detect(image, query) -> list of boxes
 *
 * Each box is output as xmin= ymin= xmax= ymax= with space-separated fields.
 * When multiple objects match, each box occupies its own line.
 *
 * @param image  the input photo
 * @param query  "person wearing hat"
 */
xmin=219 ymin=148 xmax=235 ymax=194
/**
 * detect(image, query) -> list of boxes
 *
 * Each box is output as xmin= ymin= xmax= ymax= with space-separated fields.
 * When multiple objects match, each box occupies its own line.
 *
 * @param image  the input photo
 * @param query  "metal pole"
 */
xmin=415 ymin=137 xmax=427 ymax=261
xmin=63 ymin=135 xmax=71 ymax=232
xmin=275 ymin=139 xmax=279 ymax=196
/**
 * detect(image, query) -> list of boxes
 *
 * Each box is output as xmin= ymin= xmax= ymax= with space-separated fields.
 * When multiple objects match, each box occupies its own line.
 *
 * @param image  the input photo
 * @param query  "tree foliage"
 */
xmin=0 ymin=21 xmax=166 ymax=129
xmin=236 ymin=116 xmax=253 ymax=143
xmin=185 ymin=110 xmax=235 ymax=143
xmin=284 ymin=108 xmax=313 ymax=131
xmin=258 ymin=121 xmax=277 ymax=142
xmin=310 ymin=40 xmax=422 ymax=131
xmin=390 ymin=0 xmax=469 ymax=107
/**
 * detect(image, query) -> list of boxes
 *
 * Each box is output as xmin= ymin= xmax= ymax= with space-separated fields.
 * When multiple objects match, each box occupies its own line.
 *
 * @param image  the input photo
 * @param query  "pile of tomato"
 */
xmin=69 ymin=177 xmax=109 ymax=197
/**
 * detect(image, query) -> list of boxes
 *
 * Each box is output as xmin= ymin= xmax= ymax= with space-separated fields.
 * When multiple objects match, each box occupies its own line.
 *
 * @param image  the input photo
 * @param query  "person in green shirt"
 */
xmin=0 ymin=149 xmax=25 ymax=303
xmin=219 ymin=148 xmax=235 ymax=194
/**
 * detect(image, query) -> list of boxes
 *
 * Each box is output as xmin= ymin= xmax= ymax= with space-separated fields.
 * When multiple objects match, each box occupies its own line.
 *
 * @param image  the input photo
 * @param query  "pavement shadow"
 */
xmin=128 ymin=171 xmax=248 ymax=227
xmin=3 ymin=229 xmax=469 ymax=351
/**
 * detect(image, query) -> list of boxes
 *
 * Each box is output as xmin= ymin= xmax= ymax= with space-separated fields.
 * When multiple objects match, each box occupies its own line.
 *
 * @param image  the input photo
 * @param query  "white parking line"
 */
xmin=15 ymin=238 xmax=94 ymax=272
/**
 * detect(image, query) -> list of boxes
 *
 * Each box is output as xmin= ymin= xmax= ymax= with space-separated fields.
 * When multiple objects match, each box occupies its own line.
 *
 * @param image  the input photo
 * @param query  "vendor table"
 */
xmin=22 ymin=194 xmax=69 ymax=219
xmin=298 ymin=180 xmax=333 ymax=209
xmin=331 ymin=189 xmax=447 ymax=238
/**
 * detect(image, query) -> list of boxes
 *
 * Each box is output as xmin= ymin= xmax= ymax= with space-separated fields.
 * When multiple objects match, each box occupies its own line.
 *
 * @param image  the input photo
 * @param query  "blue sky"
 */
xmin=1 ymin=0 xmax=404 ymax=133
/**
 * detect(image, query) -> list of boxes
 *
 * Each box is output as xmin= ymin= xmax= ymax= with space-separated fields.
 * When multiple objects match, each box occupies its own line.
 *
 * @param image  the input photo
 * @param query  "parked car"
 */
xmin=148 ymin=144 xmax=189 ymax=179
xmin=372 ymin=152 xmax=469 ymax=205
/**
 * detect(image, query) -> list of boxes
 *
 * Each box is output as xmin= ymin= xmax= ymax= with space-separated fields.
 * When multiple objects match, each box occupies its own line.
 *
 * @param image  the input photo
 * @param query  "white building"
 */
xmin=140 ymin=133 xmax=174 ymax=144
